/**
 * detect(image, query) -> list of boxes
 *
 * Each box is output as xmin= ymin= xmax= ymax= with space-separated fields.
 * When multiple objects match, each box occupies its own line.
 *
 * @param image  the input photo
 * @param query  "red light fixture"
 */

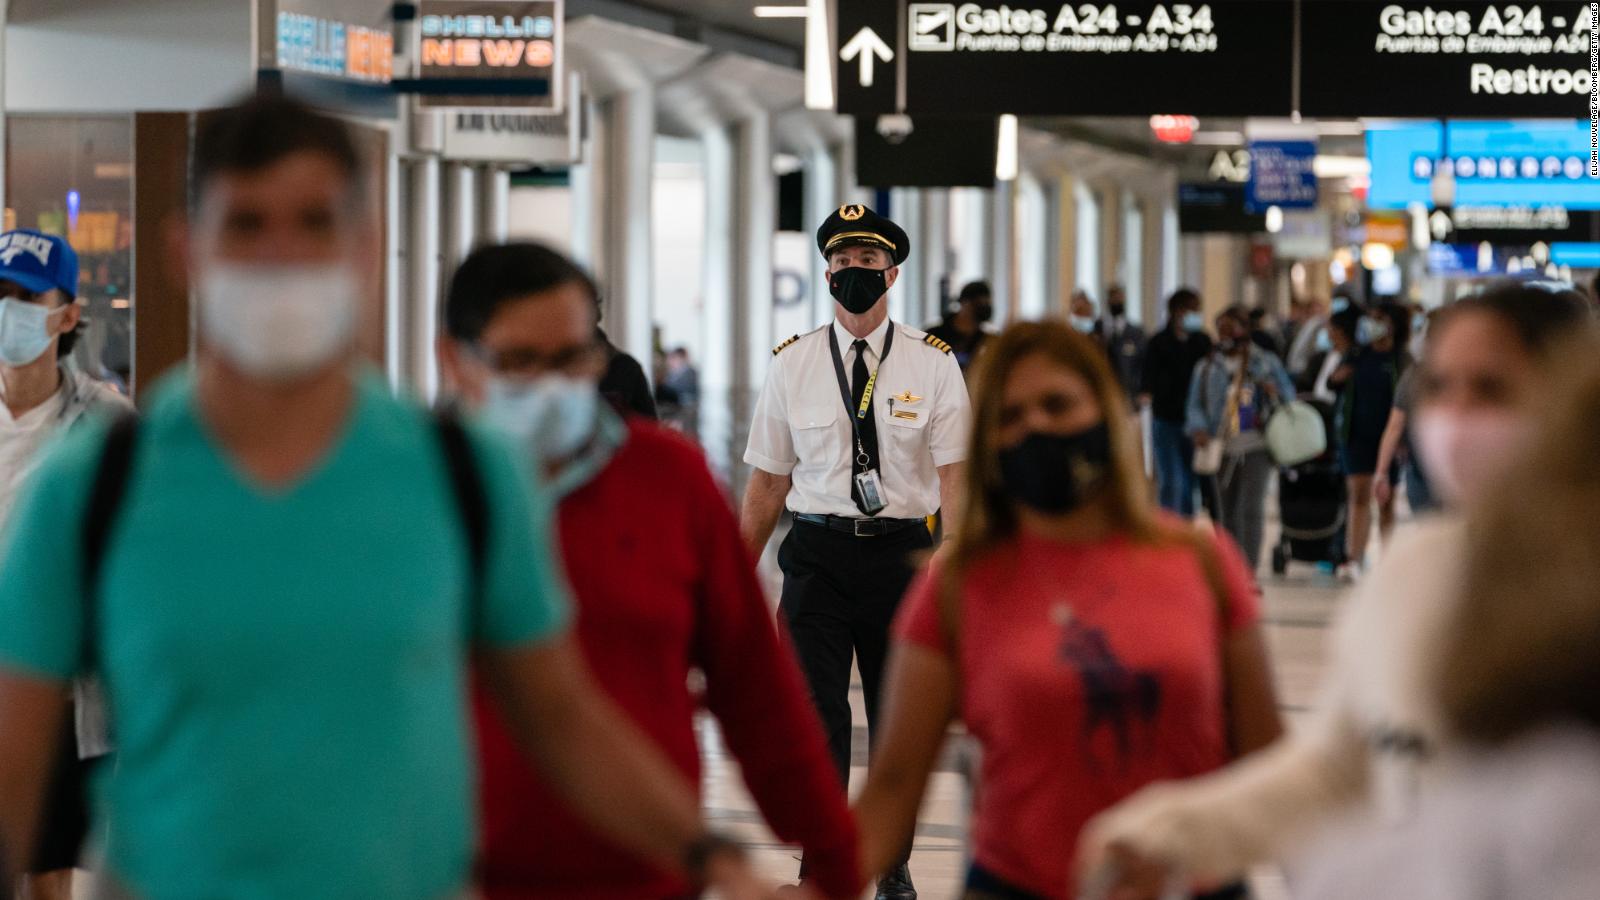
xmin=1149 ymin=115 xmax=1199 ymax=144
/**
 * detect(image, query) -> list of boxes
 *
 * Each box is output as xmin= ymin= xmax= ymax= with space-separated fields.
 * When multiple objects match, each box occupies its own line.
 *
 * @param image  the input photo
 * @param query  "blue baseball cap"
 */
xmin=0 ymin=229 xmax=79 ymax=297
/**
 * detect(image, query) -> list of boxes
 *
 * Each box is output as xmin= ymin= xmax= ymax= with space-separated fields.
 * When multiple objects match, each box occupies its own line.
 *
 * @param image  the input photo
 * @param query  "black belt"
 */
xmin=793 ymin=513 xmax=924 ymax=537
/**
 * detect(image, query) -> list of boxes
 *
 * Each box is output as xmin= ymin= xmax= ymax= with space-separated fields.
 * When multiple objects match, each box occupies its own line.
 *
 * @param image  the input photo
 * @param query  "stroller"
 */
xmin=1270 ymin=397 xmax=1347 ymax=575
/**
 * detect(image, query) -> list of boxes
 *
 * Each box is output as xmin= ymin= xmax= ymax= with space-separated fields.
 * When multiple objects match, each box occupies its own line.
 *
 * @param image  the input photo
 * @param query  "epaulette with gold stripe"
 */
xmin=772 ymin=334 xmax=801 ymax=356
xmin=923 ymin=334 xmax=953 ymax=354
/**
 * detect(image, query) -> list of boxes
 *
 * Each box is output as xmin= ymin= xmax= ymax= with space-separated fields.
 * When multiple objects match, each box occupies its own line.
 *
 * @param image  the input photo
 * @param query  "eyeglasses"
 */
xmin=471 ymin=340 xmax=605 ymax=378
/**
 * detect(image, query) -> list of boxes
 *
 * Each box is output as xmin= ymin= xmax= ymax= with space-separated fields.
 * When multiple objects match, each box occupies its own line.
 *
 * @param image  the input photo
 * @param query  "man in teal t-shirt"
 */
xmin=0 ymin=96 xmax=763 ymax=900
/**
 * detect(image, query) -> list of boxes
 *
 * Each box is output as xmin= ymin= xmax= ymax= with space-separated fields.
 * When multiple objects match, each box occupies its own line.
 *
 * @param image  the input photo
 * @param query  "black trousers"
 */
xmin=778 ymin=519 xmax=934 ymax=787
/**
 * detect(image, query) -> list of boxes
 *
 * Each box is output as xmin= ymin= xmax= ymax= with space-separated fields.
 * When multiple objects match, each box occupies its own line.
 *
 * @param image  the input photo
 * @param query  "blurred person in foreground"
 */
xmin=1079 ymin=282 xmax=1592 ymax=899
xmin=1186 ymin=306 xmax=1296 ymax=574
xmin=0 ymin=95 xmax=769 ymax=899
xmin=439 ymin=243 xmax=861 ymax=900
xmin=0 ymin=230 xmax=131 ymax=900
xmin=851 ymin=320 xmax=1281 ymax=899
xmin=1139 ymin=288 xmax=1212 ymax=518
xmin=1294 ymin=337 xmax=1600 ymax=899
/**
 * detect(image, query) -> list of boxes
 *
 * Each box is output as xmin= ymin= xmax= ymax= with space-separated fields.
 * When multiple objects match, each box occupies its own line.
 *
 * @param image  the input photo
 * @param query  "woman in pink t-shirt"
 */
xmin=852 ymin=320 xmax=1283 ymax=899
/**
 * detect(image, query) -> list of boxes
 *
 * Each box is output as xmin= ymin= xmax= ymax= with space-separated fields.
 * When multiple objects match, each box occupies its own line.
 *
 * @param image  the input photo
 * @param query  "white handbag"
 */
xmin=1192 ymin=357 xmax=1242 ymax=476
xmin=1266 ymin=400 xmax=1328 ymax=467
xmin=1192 ymin=437 xmax=1225 ymax=475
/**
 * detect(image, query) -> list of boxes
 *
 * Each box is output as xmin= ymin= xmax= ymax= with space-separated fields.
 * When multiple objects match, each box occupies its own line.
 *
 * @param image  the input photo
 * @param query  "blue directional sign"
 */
xmin=1247 ymin=140 xmax=1318 ymax=211
xmin=1367 ymin=120 xmax=1600 ymax=209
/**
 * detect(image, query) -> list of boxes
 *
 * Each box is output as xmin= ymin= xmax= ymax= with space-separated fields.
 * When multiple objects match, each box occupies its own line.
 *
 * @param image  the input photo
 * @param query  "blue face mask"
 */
xmin=1331 ymin=297 xmax=1351 ymax=314
xmin=480 ymin=374 xmax=601 ymax=463
xmin=1356 ymin=317 xmax=1390 ymax=347
xmin=0 ymin=297 xmax=64 ymax=367
xmin=1315 ymin=328 xmax=1333 ymax=353
xmin=1181 ymin=311 xmax=1206 ymax=332
xmin=1070 ymin=315 xmax=1097 ymax=334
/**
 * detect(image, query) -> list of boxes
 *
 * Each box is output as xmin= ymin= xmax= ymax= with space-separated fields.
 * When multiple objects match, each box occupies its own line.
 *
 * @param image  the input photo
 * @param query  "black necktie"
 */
xmin=850 ymin=339 xmax=881 ymax=515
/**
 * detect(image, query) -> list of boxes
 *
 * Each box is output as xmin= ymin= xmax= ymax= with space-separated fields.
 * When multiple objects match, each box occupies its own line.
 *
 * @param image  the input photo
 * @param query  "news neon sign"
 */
xmin=276 ymin=12 xmax=393 ymax=82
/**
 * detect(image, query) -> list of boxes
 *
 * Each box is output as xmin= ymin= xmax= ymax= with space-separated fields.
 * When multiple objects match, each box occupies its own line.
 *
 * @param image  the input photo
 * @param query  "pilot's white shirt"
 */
xmin=744 ymin=317 xmax=971 ymax=519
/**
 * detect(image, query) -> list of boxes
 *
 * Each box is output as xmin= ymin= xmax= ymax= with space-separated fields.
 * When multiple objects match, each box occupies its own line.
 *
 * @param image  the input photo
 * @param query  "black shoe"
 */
xmin=875 ymin=864 xmax=916 ymax=900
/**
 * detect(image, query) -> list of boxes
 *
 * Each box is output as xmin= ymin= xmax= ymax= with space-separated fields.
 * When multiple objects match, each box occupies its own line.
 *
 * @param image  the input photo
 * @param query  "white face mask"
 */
xmin=1412 ymin=408 xmax=1533 ymax=508
xmin=481 ymin=374 xmax=600 ymax=463
xmin=0 ymin=298 xmax=67 ymax=367
xmin=199 ymin=263 xmax=358 ymax=381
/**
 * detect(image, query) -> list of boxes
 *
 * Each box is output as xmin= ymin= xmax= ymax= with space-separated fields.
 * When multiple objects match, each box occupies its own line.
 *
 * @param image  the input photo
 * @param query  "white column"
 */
xmin=0 ymin=0 xmax=8 ymax=219
xmin=569 ymin=95 xmax=606 ymax=277
xmin=919 ymin=188 xmax=950 ymax=324
xmin=733 ymin=112 xmax=774 ymax=404
xmin=991 ymin=180 xmax=1016 ymax=326
xmin=1043 ymin=179 xmax=1065 ymax=317
xmin=406 ymin=157 xmax=441 ymax=402
xmin=441 ymin=162 xmax=477 ymax=284
xmin=952 ymin=188 xmax=993 ymax=286
xmin=699 ymin=125 xmax=736 ymax=479
xmin=804 ymin=145 xmax=837 ymax=325
xmin=384 ymin=149 xmax=403 ymax=388
xmin=602 ymin=87 xmax=656 ymax=379
xmin=1099 ymin=183 xmax=1123 ymax=310
xmin=890 ymin=187 xmax=922 ymax=326
xmin=477 ymin=165 xmax=510 ymax=245
xmin=1016 ymin=174 xmax=1049 ymax=321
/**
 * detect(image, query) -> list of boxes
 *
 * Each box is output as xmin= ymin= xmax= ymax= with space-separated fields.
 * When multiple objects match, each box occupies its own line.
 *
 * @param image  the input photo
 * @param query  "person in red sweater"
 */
xmin=438 ymin=242 xmax=861 ymax=900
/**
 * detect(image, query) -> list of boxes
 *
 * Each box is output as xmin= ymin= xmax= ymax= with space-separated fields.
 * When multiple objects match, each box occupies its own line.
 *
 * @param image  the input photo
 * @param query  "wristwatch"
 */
xmin=683 ymin=831 xmax=746 ymax=884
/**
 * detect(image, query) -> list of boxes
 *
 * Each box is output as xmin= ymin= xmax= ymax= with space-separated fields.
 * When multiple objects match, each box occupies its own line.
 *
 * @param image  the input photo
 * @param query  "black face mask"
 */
xmin=997 ymin=424 xmax=1113 ymax=515
xmin=1109 ymin=303 xmax=1127 ymax=319
xmin=974 ymin=300 xmax=995 ymax=324
xmin=830 ymin=266 xmax=888 ymax=315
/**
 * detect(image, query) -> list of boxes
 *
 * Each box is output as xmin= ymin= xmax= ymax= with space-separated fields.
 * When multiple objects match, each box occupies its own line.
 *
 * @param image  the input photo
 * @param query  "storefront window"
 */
xmin=4 ymin=116 xmax=134 ymax=390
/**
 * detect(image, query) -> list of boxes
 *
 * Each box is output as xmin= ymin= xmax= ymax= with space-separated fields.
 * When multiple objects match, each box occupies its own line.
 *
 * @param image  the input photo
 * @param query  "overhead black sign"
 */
xmin=855 ymin=117 xmax=999 ymax=188
xmin=1441 ymin=206 xmax=1600 ymax=244
xmin=1300 ymin=2 xmax=1594 ymax=117
xmin=837 ymin=1 xmax=1295 ymax=116
xmin=1179 ymin=182 xmax=1266 ymax=234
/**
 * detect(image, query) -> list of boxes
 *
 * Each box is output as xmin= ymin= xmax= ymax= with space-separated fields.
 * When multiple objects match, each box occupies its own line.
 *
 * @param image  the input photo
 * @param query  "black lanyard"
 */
xmin=827 ymin=323 xmax=895 ymax=433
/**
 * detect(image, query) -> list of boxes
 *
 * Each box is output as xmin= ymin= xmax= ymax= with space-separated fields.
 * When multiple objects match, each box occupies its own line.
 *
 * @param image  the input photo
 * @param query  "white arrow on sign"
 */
xmin=1430 ymin=210 xmax=1453 ymax=241
xmin=840 ymin=26 xmax=894 ymax=88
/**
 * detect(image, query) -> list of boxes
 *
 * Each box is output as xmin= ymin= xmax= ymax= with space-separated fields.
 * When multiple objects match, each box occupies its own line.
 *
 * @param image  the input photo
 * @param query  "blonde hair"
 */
xmin=1441 ymin=335 xmax=1600 ymax=743
xmin=942 ymin=320 xmax=1158 ymax=601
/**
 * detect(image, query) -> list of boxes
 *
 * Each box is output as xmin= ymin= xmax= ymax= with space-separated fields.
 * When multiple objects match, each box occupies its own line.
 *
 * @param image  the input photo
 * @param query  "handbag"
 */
xmin=1265 ymin=400 xmax=1327 ymax=467
xmin=1191 ymin=358 xmax=1244 ymax=476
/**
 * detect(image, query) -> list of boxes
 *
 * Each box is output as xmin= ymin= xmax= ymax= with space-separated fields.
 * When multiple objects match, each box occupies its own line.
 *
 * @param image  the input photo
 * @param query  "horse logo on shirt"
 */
xmin=1058 ymin=615 xmax=1162 ymax=769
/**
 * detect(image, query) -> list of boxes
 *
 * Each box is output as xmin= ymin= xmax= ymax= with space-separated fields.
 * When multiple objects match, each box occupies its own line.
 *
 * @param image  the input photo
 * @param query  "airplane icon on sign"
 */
xmin=909 ymin=3 xmax=956 ymax=51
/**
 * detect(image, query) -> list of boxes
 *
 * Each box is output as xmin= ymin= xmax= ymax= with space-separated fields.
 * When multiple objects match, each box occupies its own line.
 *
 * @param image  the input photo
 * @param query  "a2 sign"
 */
xmin=836 ymin=1 xmax=1597 ymax=118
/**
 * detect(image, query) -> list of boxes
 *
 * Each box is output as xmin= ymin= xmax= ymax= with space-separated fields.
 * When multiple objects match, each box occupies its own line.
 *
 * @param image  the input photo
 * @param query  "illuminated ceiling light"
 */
xmin=1362 ymin=242 xmax=1395 ymax=271
xmin=996 ymin=114 xmax=1020 ymax=182
xmin=753 ymin=5 xmax=809 ymax=17
xmin=1265 ymin=206 xmax=1284 ymax=234
xmin=1190 ymin=131 xmax=1245 ymax=146
xmin=802 ymin=0 xmax=832 ymax=109
xmin=1313 ymin=155 xmax=1371 ymax=179
xmin=1315 ymin=120 xmax=1368 ymax=136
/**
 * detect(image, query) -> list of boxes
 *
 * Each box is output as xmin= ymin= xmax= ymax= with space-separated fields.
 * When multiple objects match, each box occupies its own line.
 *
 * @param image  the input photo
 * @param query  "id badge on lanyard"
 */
xmin=830 ymin=327 xmax=894 ymax=516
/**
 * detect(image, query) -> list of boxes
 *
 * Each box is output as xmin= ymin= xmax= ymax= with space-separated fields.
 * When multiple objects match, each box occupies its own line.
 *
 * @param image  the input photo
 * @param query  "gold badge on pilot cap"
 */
xmin=816 ymin=204 xmax=912 ymax=266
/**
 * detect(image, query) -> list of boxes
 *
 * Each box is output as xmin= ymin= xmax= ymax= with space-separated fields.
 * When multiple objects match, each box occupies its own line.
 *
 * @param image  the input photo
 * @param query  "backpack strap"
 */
xmin=432 ymin=410 xmax=490 ymax=641
xmin=81 ymin=414 xmax=141 ymax=671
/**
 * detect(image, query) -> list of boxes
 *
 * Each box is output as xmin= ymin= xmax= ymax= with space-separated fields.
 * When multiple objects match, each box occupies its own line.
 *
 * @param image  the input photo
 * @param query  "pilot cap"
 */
xmin=816 ymin=205 xmax=911 ymax=266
